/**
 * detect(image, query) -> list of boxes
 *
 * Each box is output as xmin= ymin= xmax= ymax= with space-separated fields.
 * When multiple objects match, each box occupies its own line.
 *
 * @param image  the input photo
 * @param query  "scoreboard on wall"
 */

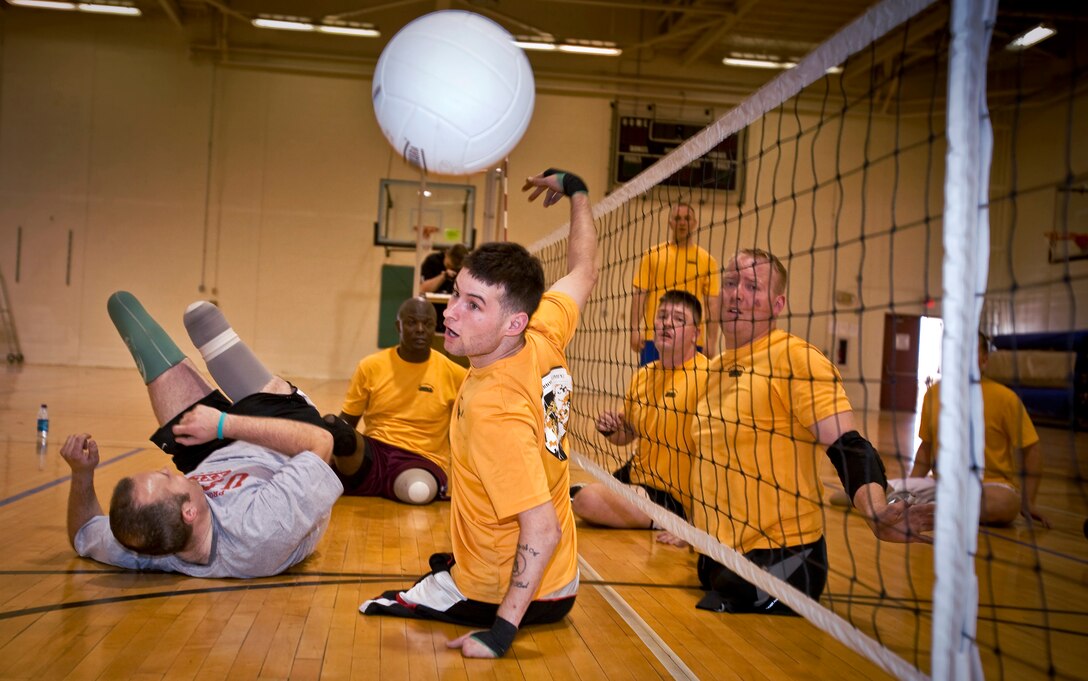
xmin=611 ymin=114 xmax=744 ymax=193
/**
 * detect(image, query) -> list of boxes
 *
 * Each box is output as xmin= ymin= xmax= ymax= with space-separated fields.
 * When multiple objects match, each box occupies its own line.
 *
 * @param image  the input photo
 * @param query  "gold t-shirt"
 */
xmin=632 ymin=241 xmax=720 ymax=341
xmin=449 ymin=292 xmax=580 ymax=603
xmin=918 ymin=377 xmax=1039 ymax=487
xmin=623 ymin=353 xmax=709 ymax=507
xmin=691 ymin=329 xmax=851 ymax=553
xmin=340 ymin=348 xmax=467 ymax=470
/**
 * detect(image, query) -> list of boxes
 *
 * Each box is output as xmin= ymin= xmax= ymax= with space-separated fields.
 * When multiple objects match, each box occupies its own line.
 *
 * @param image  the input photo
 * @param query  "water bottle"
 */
xmin=36 ymin=403 xmax=49 ymax=455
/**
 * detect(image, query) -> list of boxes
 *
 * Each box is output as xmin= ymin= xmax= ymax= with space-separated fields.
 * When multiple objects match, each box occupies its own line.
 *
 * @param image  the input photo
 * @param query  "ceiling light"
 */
xmin=253 ymin=16 xmax=314 ymax=32
xmin=317 ymin=23 xmax=380 ymax=38
xmin=723 ymin=56 xmax=796 ymax=70
xmin=7 ymin=0 xmax=76 ymax=10
xmin=1006 ymin=24 xmax=1056 ymax=51
xmin=78 ymin=2 xmax=139 ymax=15
xmin=514 ymin=37 xmax=558 ymax=52
xmin=253 ymin=15 xmax=379 ymax=38
xmin=7 ymin=0 xmax=140 ymax=14
xmin=558 ymin=40 xmax=621 ymax=57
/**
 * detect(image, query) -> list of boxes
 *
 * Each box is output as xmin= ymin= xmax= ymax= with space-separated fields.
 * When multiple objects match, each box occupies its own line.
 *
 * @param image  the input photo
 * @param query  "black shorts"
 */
xmin=612 ymin=462 xmax=687 ymax=520
xmin=695 ymin=536 xmax=828 ymax=615
xmin=361 ymin=553 xmax=576 ymax=627
xmin=151 ymin=387 xmax=325 ymax=473
xmin=337 ymin=436 xmax=449 ymax=501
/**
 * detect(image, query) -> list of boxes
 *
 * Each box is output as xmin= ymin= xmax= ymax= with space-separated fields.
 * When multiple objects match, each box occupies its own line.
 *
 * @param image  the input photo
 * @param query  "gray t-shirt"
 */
xmin=74 ymin=442 xmax=344 ymax=578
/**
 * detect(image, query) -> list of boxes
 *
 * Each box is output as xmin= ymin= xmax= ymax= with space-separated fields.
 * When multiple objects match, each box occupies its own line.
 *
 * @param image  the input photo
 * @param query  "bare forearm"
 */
xmin=566 ymin=193 xmax=596 ymax=278
xmin=1020 ymin=443 xmax=1043 ymax=506
xmin=419 ymin=272 xmax=446 ymax=293
xmin=223 ymin=414 xmax=333 ymax=462
xmin=910 ymin=442 xmax=933 ymax=478
xmin=495 ymin=505 xmax=561 ymax=627
xmin=67 ymin=471 xmax=103 ymax=548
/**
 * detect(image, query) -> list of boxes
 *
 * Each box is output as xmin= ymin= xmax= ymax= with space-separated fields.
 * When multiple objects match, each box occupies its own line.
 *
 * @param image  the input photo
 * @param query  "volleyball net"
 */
xmin=529 ymin=0 xmax=1086 ymax=677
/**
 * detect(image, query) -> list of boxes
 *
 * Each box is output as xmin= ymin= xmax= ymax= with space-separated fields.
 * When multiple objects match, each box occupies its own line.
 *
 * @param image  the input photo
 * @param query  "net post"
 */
xmin=932 ymin=0 xmax=996 ymax=677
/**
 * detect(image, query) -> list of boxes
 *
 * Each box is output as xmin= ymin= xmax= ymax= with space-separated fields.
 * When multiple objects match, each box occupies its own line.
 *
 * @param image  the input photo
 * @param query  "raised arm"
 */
xmin=60 ymin=434 xmax=104 ymax=549
xmin=447 ymin=500 xmax=562 ymax=658
xmin=173 ymin=404 xmax=334 ymax=463
xmin=523 ymin=169 xmax=598 ymax=310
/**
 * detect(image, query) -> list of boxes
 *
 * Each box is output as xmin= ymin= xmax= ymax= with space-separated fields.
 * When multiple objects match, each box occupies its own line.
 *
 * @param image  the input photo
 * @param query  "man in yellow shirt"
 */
xmin=361 ymin=168 xmax=598 ymax=659
xmin=575 ymin=290 xmax=707 ymax=547
xmin=904 ymin=332 xmax=1049 ymax=527
xmin=691 ymin=248 xmax=934 ymax=614
xmin=630 ymin=203 xmax=719 ymax=365
xmin=334 ymin=297 xmax=467 ymax=504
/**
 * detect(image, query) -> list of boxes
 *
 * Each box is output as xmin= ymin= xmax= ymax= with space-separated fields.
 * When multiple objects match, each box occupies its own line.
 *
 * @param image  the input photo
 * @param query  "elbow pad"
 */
xmin=825 ymin=430 xmax=888 ymax=501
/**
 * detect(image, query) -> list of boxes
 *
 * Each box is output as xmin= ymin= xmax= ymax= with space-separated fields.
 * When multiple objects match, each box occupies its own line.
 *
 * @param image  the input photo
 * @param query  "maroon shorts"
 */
xmin=338 ymin=436 xmax=448 ymax=502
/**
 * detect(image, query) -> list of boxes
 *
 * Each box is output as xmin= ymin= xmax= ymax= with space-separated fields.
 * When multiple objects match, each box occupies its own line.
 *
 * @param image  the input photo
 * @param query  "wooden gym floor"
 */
xmin=0 ymin=364 xmax=1085 ymax=680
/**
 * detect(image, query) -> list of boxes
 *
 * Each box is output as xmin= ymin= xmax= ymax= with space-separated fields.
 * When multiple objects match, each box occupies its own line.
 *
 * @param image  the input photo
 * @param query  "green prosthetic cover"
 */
xmin=107 ymin=291 xmax=186 ymax=384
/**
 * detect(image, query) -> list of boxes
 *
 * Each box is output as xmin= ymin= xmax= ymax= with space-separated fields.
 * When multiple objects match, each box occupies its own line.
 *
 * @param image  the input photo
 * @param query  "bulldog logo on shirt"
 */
xmin=541 ymin=366 xmax=572 ymax=461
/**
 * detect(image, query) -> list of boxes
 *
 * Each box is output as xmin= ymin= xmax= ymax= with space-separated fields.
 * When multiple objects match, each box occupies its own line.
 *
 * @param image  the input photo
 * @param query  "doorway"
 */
xmin=879 ymin=313 xmax=943 ymax=412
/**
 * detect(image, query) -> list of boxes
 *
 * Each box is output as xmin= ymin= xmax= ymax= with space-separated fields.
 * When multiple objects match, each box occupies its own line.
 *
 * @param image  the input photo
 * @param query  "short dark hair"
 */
xmin=446 ymin=244 xmax=469 ymax=270
xmin=658 ymin=290 xmax=702 ymax=326
xmin=462 ymin=242 xmax=545 ymax=316
xmin=109 ymin=477 xmax=193 ymax=555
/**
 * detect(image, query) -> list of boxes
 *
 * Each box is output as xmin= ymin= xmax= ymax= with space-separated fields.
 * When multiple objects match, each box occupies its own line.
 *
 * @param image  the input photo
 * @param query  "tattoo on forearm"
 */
xmin=511 ymin=543 xmax=541 ymax=589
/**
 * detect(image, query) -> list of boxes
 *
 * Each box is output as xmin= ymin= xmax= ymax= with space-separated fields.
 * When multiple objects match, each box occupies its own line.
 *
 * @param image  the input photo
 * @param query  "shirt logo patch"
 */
xmin=727 ymin=365 xmax=744 ymax=378
xmin=418 ymin=383 xmax=434 ymax=393
xmin=541 ymin=366 xmax=572 ymax=461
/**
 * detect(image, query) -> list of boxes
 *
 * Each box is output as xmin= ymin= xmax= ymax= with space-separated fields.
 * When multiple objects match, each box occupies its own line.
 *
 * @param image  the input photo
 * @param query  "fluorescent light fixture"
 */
xmin=253 ymin=15 xmax=379 ymax=38
xmin=7 ymin=0 xmax=140 ymax=14
xmin=1006 ymin=24 xmax=1056 ymax=51
xmin=723 ymin=56 xmax=796 ymax=69
xmin=514 ymin=38 xmax=558 ymax=52
xmin=78 ymin=2 xmax=140 ymax=15
xmin=514 ymin=35 xmax=619 ymax=56
xmin=253 ymin=17 xmax=315 ymax=32
xmin=558 ymin=40 xmax=621 ymax=56
xmin=7 ymin=0 xmax=76 ymax=9
xmin=317 ymin=23 xmax=380 ymax=38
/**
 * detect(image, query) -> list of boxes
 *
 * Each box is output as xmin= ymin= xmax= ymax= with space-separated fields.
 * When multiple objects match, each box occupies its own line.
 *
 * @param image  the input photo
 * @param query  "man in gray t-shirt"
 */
xmin=61 ymin=292 xmax=352 ymax=579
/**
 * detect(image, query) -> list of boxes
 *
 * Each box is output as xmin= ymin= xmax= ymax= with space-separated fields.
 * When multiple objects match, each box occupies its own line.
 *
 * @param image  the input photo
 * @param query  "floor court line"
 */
xmin=578 ymin=554 xmax=699 ymax=681
xmin=0 ymin=448 xmax=144 ymax=508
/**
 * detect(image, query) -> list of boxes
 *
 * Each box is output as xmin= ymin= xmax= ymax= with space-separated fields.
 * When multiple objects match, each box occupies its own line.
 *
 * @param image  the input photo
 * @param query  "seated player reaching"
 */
xmin=574 ymin=290 xmax=707 ymax=547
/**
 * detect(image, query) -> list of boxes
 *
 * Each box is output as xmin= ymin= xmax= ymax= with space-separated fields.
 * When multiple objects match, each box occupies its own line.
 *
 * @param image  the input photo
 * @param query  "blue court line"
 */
xmin=0 ymin=448 xmax=145 ymax=508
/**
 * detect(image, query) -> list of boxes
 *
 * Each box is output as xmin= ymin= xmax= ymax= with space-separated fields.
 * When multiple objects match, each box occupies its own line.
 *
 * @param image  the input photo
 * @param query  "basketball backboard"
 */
xmin=375 ymin=179 xmax=476 ymax=249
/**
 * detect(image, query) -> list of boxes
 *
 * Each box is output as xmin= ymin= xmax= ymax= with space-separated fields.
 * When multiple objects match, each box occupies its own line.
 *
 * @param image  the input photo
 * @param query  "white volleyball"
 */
xmin=371 ymin=10 xmax=536 ymax=175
